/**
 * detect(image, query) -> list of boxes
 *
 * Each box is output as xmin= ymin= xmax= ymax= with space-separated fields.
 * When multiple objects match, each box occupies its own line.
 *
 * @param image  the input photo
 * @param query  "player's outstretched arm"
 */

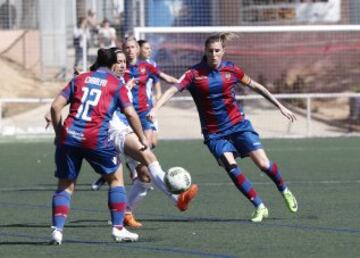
xmin=159 ymin=72 xmax=178 ymax=84
xmin=148 ymin=85 xmax=178 ymax=122
xmin=242 ymin=74 xmax=296 ymax=122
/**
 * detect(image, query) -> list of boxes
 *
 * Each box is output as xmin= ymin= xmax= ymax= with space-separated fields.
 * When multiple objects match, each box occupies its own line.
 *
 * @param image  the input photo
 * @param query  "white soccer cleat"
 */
xmin=250 ymin=205 xmax=269 ymax=223
xmin=91 ymin=177 xmax=106 ymax=191
xmin=49 ymin=229 xmax=63 ymax=245
xmin=112 ymin=227 xmax=139 ymax=242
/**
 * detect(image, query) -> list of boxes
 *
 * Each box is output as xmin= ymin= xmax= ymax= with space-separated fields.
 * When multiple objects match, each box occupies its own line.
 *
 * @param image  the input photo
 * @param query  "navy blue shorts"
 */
xmin=139 ymin=112 xmax=158 ymax=132
xmin=205 ymin=120 xmax=263 ymax=161
xmin=55 ymin=144 xmax=120 ymax=180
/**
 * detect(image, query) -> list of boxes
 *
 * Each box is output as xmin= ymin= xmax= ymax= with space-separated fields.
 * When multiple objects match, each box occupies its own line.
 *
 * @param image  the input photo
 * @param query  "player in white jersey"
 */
xmin=91 ymin=48 xmax=198 ymax=227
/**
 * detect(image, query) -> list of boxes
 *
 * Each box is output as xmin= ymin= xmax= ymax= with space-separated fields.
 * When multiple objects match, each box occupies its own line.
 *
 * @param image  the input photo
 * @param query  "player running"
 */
xmin=149 ymin=33 xmax=298 ymax=223
xmin=49 ymin=48 xmax=143 ymax=245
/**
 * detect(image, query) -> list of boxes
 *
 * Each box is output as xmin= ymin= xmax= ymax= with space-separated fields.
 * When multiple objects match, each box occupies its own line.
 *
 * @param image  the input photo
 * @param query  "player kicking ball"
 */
xmin=89 ymin=48 xmax=198 ymax=228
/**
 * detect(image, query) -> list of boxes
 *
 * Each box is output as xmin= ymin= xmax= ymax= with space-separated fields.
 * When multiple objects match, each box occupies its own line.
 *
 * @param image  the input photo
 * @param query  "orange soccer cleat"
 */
xmin=176 ymin=184 xmax=199 ymax=212
xmin=124 ymin=212 xmax=143 ymax=228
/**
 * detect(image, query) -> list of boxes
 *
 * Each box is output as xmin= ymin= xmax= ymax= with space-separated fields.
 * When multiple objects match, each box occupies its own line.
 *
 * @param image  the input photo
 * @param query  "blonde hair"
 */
xmin=204 ymin=33 xmax=238 ymax=48
xmin=123 ymin=36 xmax=139 ymax=49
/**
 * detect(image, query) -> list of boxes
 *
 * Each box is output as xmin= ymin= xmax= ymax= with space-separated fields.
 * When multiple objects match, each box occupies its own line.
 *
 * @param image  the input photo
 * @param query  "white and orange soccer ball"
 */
xmin=164 ymin=167 xmax=192 ymax=194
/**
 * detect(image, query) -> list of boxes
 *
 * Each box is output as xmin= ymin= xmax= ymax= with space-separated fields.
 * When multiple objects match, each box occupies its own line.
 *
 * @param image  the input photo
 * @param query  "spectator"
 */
xmin=73 ymin=17 xmax=90 ymax=69
xmin=98 ymin=18 xmax=117 ymax=48
xmin=86 ymin=9 xmax=99 ymax=47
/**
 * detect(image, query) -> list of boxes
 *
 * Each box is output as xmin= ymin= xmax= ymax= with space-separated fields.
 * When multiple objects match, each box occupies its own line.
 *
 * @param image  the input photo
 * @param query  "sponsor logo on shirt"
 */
xmin=66 ymin=128 xmax=85 ymax=141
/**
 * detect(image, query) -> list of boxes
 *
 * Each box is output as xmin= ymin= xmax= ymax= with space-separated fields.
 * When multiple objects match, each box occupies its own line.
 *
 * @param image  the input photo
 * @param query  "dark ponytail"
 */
xmin=90 ymin=48 xmax=117 ymax=71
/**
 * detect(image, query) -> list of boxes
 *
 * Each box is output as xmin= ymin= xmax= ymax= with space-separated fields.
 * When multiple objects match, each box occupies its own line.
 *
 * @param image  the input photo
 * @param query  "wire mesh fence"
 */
xmin=0 ymin=0 xmax=359 ymax=137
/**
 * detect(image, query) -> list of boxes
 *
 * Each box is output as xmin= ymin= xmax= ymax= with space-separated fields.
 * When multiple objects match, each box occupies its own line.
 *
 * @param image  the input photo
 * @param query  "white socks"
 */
xmin=147 ymin=161 xmax=177 ymax=204
xmin=126 ymin=179 xmax=152 ymax=212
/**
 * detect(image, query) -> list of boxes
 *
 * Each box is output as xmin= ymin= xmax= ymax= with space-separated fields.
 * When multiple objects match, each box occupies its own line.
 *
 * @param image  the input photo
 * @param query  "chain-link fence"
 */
xmin=1 ymin=0 xmax=360 ymax=80
xmin=0 ymin=0 xmax=360 ymax=133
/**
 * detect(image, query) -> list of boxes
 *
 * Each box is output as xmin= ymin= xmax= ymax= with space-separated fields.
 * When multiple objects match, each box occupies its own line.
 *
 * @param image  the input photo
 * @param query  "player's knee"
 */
xmin=138 ymin=173 xmax=151 ymax=183
xmin=142 ymin=149 xmax=157 ymax=165
xmin=258 ymin=160 xmax=271 ymax=172
xmin=219 ymin=155 xmax=237 ymax=172
xmin=57 ymin=179 xmax=75 ymax=193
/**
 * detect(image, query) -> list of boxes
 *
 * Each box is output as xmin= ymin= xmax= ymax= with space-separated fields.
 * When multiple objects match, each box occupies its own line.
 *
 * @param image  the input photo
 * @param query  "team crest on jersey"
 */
xmin=140 ymin=67 xmax=146 ymax=74
xmin=224 ymin=72 xmax=231 ymax=81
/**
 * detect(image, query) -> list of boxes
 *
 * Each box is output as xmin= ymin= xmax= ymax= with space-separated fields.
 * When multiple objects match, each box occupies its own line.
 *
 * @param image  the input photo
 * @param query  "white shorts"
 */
xmin=109 ymin=113 xmax=133 ymax=153
xmin=109 ymin=112 xmax=140 ymax=178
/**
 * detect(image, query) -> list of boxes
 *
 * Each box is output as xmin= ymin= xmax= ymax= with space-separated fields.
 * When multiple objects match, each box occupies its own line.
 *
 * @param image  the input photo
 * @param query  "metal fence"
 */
xmin=1 ymin=93 xmax=359 ymax=138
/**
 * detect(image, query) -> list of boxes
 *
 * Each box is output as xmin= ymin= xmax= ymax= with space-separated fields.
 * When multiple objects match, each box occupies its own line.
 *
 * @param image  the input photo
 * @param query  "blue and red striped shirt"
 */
xmin=124 ymin=60 xmax=160 ymax=114
xmin=176 ymin=60 xmax=246 ymax=135
xmin=59 ymin=68 xmax=132 ymax=149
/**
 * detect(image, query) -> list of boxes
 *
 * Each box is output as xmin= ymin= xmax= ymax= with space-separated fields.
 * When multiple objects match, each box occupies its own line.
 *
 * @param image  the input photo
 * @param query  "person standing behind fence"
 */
xmin=148 ymin=33 xmax=298 ymax=223
xmin=98 ymin=18 xmax=117 ymax=48
xmin=73 ymin=17 xmax=90 ymax=69
xmin=49 ymin=48 xmax=143 ymax=245
xmin=86 ymin=9 xmax=100 ymax=47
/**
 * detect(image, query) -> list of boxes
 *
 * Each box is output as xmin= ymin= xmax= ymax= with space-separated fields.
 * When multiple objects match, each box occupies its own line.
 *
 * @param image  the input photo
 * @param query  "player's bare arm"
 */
xmin=50 ymin=95 xmax=68 ymax=138
xmin=148 ymin=85 xmax=178 ymax=122
xmin=159 ymin=72 xmax=178 ymax=84
xmin=241 ymin=74 xmax=296 ymax=122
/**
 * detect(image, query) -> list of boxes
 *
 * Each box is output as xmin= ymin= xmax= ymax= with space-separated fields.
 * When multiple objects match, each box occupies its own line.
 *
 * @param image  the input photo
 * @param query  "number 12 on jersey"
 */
xmin=76 ymin=87 xmax=102 ymax=121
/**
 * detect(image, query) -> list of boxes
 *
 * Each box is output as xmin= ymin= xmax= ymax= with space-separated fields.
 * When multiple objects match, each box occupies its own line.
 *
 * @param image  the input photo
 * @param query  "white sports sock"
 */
xmin=147 ymin=161 xmax=177 ymax=204
xmin=126 ymin=179 xmax=152 ymax=212
xmin=125 ymin=155 xmax=139 ymax=180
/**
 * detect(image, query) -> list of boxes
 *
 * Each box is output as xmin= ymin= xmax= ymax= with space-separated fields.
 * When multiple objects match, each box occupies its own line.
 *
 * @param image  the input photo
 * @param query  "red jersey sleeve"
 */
xmin=118 ymin=84 xmax=133 ymax=112
xmin=175 ymin=70 xmax=194 ymax=92
xmin=147 ymin=63 xmax=160 ymax=76
xmin=233 ymin=65 xmax=245 ymax=83
xmin=147 ymin=63 xmax=160 ymax=82
xmin=60 ymin=78 xmax=75 ymax=103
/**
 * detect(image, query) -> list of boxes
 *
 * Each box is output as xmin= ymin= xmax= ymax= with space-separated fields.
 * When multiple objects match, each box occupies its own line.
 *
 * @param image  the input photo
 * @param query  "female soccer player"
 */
xmin=148 ymin=33 xmax=298 ymax=223
xmin=138 ymin=39 xmax=162 ymax=101
xmin=123 ymin=36 xmax=178 ymax=148
xmin=49 ymin=48 xmax=143 ymax=244
xmin=91 ymin=48 xmax=198 ymax=228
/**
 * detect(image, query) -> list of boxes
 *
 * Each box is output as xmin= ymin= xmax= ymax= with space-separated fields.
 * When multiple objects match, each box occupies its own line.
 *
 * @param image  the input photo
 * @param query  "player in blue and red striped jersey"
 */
xmin=49 ymin=48 xmax=144 ymax=245
xmin=138 ymin=39 xmax=162 ymax=102
xmin=123 ymin=36 xmax=178 ymax=148
xmin=149 ymin=33 xmax=298 ymax=223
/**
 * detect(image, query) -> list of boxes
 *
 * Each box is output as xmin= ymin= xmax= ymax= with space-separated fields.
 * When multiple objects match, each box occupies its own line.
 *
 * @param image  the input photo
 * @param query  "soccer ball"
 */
xmin=164 ymin=167 xmax=192 ymax=194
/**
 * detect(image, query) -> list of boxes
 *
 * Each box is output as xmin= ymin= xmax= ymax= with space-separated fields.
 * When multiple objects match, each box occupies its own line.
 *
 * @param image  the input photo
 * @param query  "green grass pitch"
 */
xmin=0 ymin=137 xmax=359 ymax=258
